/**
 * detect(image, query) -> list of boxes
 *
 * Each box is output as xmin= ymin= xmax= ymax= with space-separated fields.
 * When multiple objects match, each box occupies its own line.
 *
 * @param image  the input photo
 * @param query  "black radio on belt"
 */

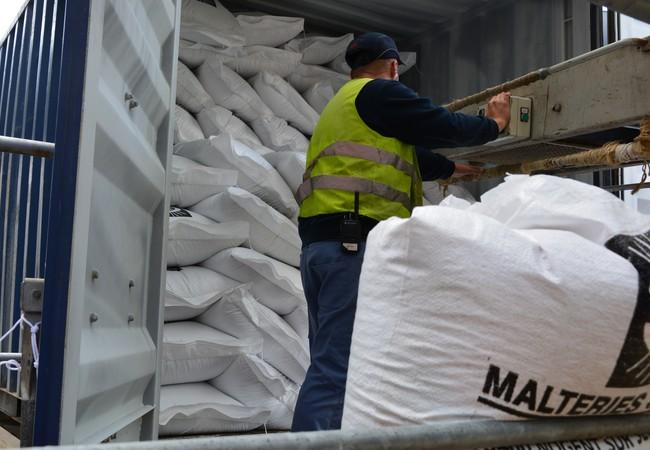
xmin=340 ymin=192 xmax=362 ymax=253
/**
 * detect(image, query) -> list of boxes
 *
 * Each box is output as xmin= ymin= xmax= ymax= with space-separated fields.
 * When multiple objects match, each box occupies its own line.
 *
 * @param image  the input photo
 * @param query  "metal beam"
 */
xmin=0 ymin=136 xmax=53 ymax=158
xmin=29 ymin=415 xmax=650 ymax=450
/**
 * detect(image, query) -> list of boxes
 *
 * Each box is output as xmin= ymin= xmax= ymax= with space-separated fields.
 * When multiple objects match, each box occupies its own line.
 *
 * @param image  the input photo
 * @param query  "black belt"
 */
xmin=298 ymin=213 xmax=379 ymax=247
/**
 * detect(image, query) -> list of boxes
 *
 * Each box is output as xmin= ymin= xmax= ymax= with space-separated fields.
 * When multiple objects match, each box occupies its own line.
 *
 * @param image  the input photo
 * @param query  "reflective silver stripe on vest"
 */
xmin=302 ymin=142 xmax=415 ymax=181
xmin=296 ymin=175 xmax=412 ymax=211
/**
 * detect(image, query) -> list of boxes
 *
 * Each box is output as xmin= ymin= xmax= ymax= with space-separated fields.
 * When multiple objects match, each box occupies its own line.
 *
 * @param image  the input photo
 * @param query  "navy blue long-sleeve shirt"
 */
xmin=299 ymin=79 xmax=499 ymax=245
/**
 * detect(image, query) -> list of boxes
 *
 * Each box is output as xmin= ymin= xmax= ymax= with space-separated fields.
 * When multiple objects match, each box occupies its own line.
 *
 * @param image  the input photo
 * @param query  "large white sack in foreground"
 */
xmin=264 ymin=151 xmax=307 ymax=195
xmin=202 ymin=246 xmax=304 ymax=315
xmin=343 ymin=200 xmax=650 ymax=428
xmin=470 ymin=175 xmax=650 ymax=245
xmin=162 ymin=321 xmax=261 ymax=385
xmin=236 ymin=15 xmax=304 ymax=47
xmin=196 ymin=106 xmax=264 ymax=151
xmin=192 ymin=188 xmax=300 ymax=267
xmin=170 ymin=155 xmax=237 ymax=208
xmin=179 ymin=0 xmax=245 ymax=48
xmin=176 ymin=61 xmax=215 ymax=114
xmin=159 ymin=383 xmax=269 ymax=436
xmin=174 ymin=136 xmax=298 ymax=218
xmin=165 ymin=266 xmax=240 ymax=322
xmin=174 ymin=105 xmax=204 ymax=144
xmin=199 ymin=287 xmax=309 ymax=384
xmin=287 ymin=63 xmax=349 ymax=93
xmin=211 ymin=354 xmax=299 ymax=430
xmin=303 ymin=81 xmax=335 ymax=114
xmin=167 ymin=207 xmax=249 ymax=267
xmin=251 ymin=72 xmax=319 ymax=135
xmin=196 ymin=58 xmax=273 ymax=122
xmin=284 ymin=34 xmax=354 ymax=65
xmin=251 ymin=116 xmax=308 ymax=153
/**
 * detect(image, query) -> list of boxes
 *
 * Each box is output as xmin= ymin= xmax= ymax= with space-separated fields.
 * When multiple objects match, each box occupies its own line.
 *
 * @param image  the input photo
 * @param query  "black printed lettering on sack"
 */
xmin=489 ymin=436 xmax=650 ymax=450
xmin=605 ymin=232 xmax=650 ymax=388
xmin=169 ymin=207 xmax=192 ymax=218
xmin=477 ymin=365 xmax=650 ymax=418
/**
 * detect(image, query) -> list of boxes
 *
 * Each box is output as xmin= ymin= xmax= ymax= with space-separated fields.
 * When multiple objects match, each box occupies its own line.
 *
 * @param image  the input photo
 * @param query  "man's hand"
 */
xmin=486 ymin=92 xmax=511 ymax=133
xmin=452 ymin=163 xmax=483 ymax=178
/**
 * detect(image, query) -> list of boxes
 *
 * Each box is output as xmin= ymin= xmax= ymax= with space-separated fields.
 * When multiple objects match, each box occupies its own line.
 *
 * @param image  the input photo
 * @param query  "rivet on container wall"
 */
xmin=552 ymin=103 xmax=562 ymax=112
xmin=129 ymin=280 xmax=135 ymax=289
xmin=128 ymin=314 xmax=135 ymax=324
xmin=91 ymin=270 xmax=99 ymax=281
xmin=89 ymin=313 xmax=98 ymax=324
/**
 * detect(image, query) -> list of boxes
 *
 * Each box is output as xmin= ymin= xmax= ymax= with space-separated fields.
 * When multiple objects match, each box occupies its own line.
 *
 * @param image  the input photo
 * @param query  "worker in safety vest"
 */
xmin=292 ymin=32 xmax=511 ymax=431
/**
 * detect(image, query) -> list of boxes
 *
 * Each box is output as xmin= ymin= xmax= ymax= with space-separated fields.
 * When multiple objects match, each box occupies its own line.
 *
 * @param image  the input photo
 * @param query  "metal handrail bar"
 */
xmin=28 ymin=414 xmax=650 ymax=450
xmin=0 ymin=136 xmax=54 ymax=159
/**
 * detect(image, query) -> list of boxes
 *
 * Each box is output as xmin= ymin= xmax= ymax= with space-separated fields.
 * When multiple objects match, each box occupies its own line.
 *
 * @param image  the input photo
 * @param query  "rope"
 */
xmin=468 ymin=116 xmax=650 ymax=180
xmin=0 ymin=314 xmax=40 ymax=375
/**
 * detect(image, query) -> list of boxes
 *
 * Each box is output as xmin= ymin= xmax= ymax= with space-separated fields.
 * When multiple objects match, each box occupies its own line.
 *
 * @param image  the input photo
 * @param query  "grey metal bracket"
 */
xmin=20 ymin=278 xmax=43 ymax=447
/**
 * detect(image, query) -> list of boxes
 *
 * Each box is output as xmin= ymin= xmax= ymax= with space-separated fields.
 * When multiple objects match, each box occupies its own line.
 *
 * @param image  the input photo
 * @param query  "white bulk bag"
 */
xmin=251 ymin=72 xmax=319 ymax=135
xmin=178 ymin=39 xmax=240 ymax=69
xmin=176 ymin=61 xmax=215 ymax=114
xmin=175 ymin=136 xmax=298 ymax=219
xmin=236 ymin=15 xmax=304 ymax=47
xmin=469 ymin=175 xmax=650 ymax=245
xmin=202 ymin=247 xmax=304 ymax=315
xmin=159 ymin=383 xmax=270 ymax=436
xmin=196 ymin=106 xmax=263 ymax=150
xmin=198 ymin=287 xmax=309 ymax=384
xmin=170 ymin=155 xmax=238 ymax=207
xmin=251 ymin=116 xmax=309 ymax=153
xmin=197 ymin=58 xmax=273 ymax=122
xmin=179 ymin=0 xmax=245 ymax=48
xmin=284 ymin=34 xmax=354 ymax=65
xmin=287 ymin=63 xmax=349 ymax=93
xmin=165 ymin=266 xmax=240 ymax=322
xmin=167 ymin=207 xmax=249 ymax=267
xmin=422 ymin=181 xmax=476 ymax=206
xmin=174 ymin=105 xmax=205 ymax=144
xmin=398 ymin=52 xmax=417 ymax=75
xmin=192 ymin=188 xmax=300 ymax=267
xmin=263 ymin=151 xmax=306 ymax=196
xmin=211 ymin=354 xmax=299 ymax=430
xmin=303 ymin=81 xmax=335 ymax=114
xmin=282 ymin=304 xmax=308 ymax=342
xmin=327 ymin=53 xmax=350 ymax=75
xmin=343 ymin=191 xmax=650 ymax=428
xmin=162 ymin=321 xmax=261 ymax=385
xmin=221 ymin=46 xmax=302 ymax=79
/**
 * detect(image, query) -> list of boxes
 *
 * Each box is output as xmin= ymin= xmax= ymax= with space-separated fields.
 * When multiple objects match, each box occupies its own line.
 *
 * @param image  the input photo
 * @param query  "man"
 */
xmin=292 ymin=32 xmax=511 ymax=431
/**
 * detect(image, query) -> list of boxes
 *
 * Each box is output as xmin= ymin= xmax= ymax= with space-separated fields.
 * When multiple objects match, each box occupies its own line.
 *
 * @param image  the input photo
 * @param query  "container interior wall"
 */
xmin=0 ymin=0 xmax=62 ymax=389
xmin=400 ymin=0 xmax=594 ymax=196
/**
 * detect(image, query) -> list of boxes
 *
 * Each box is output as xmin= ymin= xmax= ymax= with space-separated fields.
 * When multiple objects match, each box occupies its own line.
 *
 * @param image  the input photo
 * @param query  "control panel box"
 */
xmin=478 ymin=96 xmax=532 ymax=144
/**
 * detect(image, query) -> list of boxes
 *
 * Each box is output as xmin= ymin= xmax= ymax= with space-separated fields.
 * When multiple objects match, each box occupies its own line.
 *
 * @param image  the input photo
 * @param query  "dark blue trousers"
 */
xmin=291 ymin=241 xmax=365 ymax=431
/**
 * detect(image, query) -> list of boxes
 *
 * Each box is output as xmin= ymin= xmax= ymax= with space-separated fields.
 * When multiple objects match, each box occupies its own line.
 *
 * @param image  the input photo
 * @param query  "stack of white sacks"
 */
xmin=162 ymin=0 xmax=418 ymax=437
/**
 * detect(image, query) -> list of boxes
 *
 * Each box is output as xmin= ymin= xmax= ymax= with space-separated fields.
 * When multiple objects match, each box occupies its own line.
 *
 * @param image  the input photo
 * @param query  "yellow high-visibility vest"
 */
xmin=298 ymin=78 xmax=423 ymax=221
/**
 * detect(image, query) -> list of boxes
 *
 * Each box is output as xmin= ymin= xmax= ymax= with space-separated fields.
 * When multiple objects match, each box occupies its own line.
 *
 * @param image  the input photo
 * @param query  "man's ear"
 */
xmin=392 ymin=60 xmax=399 ymax=81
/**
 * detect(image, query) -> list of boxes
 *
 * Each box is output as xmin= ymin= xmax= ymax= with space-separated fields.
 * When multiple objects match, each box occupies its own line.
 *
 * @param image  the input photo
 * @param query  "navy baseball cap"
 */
xmin=345 ymin=32 xmax=404 ymax=70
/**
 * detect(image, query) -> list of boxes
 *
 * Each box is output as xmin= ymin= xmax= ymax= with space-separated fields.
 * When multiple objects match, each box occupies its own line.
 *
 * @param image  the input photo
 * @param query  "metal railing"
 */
xmin=25 ymin=415 xmax=650 ymax=450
